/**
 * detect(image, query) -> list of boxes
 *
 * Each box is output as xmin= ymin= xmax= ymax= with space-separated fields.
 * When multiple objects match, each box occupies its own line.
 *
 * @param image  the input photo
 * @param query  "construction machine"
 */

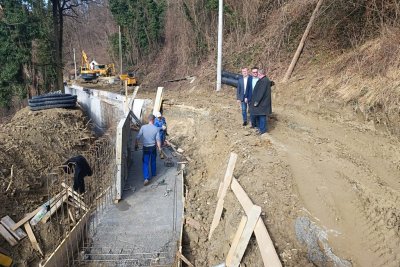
xmin=93 ymin=63 xmax=115 ymax=77
xmin=119 ymin=71 xmax=138 ymax=86
xmin=80 ymin=51 xmax=98 ymax=82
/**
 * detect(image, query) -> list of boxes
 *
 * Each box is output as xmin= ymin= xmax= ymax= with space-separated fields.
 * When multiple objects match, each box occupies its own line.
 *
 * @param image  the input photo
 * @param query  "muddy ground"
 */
xmin=136 ymin=80 xmax=400 ymax=267
xmin=0 ymin=107 xmax=96 ymax=266
xmin=1 ymin=79 xmax=399 ymax=267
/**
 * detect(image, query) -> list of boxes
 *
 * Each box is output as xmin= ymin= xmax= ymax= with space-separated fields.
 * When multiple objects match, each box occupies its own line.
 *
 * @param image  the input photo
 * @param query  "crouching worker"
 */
xmin=154 ymin=111 xmax=167 ymax=146
xmin=135 ymin=114 xmax=162 ymax=186
xmin=63 ymin=155 xmax=93 ymax=194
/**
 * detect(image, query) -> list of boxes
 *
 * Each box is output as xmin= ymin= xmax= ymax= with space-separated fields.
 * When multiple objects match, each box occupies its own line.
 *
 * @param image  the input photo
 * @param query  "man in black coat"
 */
xmin=249 ymin=68 xmax=272 ymax=134
xmin=63 ymin=155 xmax=93 ymax=194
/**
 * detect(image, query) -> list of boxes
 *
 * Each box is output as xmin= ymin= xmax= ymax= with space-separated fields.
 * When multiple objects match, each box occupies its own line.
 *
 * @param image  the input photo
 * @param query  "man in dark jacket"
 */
xmin=236 ymin=67 xmax=252 ymax=126
xmin=249 ymin=68 xmax=271 ymax=134
xmin=63 ymin=155 xmax=93 ymax=194
xmin=245 ymin=67 xmax=259 ymax=128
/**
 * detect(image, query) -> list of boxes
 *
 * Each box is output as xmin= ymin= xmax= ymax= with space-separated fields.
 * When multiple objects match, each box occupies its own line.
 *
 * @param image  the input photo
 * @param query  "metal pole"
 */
xmin=119 ymin=26 xmax=123 ymax=75
xmin=216 ymin=0 xmax=223 ymax=91
xmin=73 ymin=48 xmax=77 ymax=80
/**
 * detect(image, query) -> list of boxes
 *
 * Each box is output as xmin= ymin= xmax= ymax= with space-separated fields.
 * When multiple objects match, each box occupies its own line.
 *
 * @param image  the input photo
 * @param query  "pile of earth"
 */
xmin=0 ymin=107 xmax=95 ymax=266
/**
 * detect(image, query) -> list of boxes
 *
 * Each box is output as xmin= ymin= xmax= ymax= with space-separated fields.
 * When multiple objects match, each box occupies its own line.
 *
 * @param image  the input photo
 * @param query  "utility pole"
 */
xmin=216 ymin=0 xmax=223 ymax=91
xmin=119 ymin=25 xmax=123 ymax=75
xmin=73 ymin=48 xmax=77 ymax=80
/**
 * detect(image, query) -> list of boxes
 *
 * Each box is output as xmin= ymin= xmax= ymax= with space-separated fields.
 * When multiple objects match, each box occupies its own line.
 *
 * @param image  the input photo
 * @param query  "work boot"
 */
xmin=243 ymin=121 xmax=248 ymax=126
xmin=144 ymin=179 xmax=149 ymax=186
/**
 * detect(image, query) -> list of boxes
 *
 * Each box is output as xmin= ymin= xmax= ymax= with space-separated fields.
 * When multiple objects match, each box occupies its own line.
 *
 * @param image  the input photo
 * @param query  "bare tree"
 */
xmin=51 ymin=0 xmax=90 ymax=92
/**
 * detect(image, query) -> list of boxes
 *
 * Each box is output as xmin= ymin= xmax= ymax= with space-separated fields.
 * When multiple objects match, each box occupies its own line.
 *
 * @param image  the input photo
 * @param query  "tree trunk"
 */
xmin=282 ymin=0 xmax=324 ymax=82
xmin=52 ymin=0 xmax=64 ymax=93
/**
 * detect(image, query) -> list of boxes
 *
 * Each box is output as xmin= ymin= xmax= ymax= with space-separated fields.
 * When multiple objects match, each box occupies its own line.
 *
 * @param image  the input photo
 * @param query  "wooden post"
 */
xmin=124 ymin=80 xmax=128 ymax=113
xmin=208 ymin=153 xmax=238 ymax=239
xmin=282 ymin=0 xmax=324 ymax=82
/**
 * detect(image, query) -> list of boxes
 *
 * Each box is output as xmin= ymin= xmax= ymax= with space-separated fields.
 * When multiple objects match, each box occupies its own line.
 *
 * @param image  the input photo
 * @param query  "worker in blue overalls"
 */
xmin=154 ymin=111 xmax=167 ymax=147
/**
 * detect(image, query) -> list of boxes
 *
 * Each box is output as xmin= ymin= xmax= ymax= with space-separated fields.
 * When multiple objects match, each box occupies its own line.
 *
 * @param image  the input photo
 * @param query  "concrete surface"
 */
xmin=83 ymin=146 xmax=183 ymax=266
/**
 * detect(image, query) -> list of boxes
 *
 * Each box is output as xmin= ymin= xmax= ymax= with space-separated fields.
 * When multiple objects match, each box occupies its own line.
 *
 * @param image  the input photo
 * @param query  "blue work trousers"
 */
xmin=256 ymin=115 xmax=268 ymax=134
xmin=240 ymin=101 xmax=248 ymax=123
xmin=142 ymin=146 xmax=157 ymax=180
xmin=159 ymin=130 xmax=166 ymax=145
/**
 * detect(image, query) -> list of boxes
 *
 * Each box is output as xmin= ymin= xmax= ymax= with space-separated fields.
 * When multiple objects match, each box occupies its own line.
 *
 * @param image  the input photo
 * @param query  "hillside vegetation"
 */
xmin=138 ymin=0 xmax=400 ymax=134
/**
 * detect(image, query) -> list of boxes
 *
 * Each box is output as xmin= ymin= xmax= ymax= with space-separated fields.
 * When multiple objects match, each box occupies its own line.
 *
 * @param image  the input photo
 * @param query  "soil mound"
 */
xmin=0 ymin=107 xmax=94 ymax=265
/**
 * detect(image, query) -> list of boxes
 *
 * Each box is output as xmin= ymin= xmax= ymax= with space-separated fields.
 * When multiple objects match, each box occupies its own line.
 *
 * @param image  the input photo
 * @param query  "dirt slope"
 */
xmin=0 ymin=107 xmax=94 ymax=265
xmin=137 ymin=80 xmax=400 ymax=266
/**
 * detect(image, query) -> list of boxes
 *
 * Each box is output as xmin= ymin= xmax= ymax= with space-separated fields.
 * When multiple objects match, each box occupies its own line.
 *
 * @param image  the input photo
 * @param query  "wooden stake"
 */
xmin=209 ymin=153 xmax=238 ymax=239
xmin=282 ymin=0 xmax=324 ymax=82
xmin=23 ymin=223 xmax=43 ymax=256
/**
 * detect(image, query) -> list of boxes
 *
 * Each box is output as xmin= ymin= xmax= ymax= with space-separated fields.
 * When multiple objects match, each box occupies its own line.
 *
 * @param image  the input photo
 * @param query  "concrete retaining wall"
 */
xmin=65 ymin=85 xmax=126 ymax=134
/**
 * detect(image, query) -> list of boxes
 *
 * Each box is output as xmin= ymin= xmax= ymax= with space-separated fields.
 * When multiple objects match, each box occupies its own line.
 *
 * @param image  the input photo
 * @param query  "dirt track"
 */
xmin=150 ymin=84 xmax=400 ymax=266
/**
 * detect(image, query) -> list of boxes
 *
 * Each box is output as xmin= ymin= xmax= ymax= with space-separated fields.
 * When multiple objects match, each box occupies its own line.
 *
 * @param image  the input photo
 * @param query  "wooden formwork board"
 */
xmin=152 ymin=87 xmax=164 ymax=115
xmin=1 ymin=216 xmax=26 ymax=241
xmin=177 ymin=166 xmax=185 ymax=267
xmin=231 ymin=178 xmax=282 ymax=267
xmin=0 ymin=225 xmax=17 ymax=246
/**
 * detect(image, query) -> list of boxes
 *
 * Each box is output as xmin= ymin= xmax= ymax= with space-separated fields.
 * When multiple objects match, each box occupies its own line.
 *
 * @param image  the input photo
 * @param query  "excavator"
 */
xmin=80 ymin=51 xmax=115 ymax=82
xmin=80 ymin=51 xmax=98 ymax=82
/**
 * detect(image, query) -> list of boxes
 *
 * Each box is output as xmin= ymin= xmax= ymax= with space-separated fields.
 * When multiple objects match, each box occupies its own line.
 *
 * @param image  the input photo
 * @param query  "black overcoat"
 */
xmin=249 ymin=76 xmax=272 ymax=116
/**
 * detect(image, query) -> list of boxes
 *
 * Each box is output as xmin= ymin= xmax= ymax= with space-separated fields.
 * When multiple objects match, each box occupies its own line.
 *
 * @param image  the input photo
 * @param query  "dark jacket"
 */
xmin=63 ymin=155 xmax=93 ymax=193
xmin=244 ymin=76 xmax=256 ymax=102
xmin=236 ymin=76 xmax=251 ymax=102
xmin=249 ymin=76 xmax=272 ymax=116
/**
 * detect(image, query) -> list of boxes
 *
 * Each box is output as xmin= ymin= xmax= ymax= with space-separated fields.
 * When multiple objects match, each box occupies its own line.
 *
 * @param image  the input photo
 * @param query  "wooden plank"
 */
xmin=231 ymin=178 xmax=282 ymax=267
xmin=208 ymin=152 xmax=238 ymax=239
xmin=68 ymin=209 xmax=76 ymax=224
xmin=0 ymin=225 xmax=17 ymax=246
xmin=41 ymin=195 xmax=68 ymax=223
xmin=1 ymin=216 xmax=26 ymax=241
xmin=230 ymin=205 xmax=261 ymax=267
xmin=27 ymin=190 xmax=67 ymax=227
xmin=217 ymin=182 xmax=223 ymax=199
xmin=61 ymin=183 xmax=84 ymax=200
xmin=176 ymin=251 xmax=194 ymax=267
xmin=226 ymin=216 xmax=247 ymax=266
xmin=23 ymin=223 xmax=43 ymax=256
xmin=152 ymin=87 xmax=164 ymax=115
xmin=11 ymin=207 xmax=42 ymax=231
xmin=66 ymin=192 xmax=88 ymax=211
